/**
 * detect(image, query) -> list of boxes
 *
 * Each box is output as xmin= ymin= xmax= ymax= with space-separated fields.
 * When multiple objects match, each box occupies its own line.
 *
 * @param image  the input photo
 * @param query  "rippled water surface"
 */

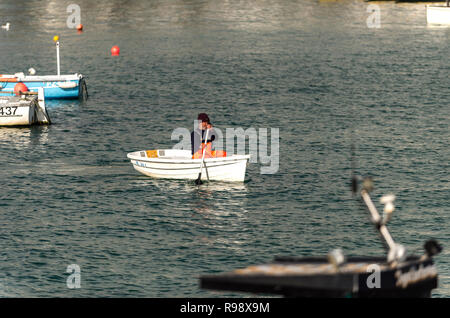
xmin=0 ymin=0 xmax=449 ymax=297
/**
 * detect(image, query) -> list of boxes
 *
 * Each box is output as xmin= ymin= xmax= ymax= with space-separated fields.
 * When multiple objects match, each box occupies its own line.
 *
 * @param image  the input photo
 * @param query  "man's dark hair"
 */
xmin=197 ymin=113 xmax=210 ymax=124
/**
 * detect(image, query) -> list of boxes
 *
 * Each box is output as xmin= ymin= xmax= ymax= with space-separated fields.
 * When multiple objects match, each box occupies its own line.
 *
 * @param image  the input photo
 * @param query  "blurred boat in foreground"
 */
xmin=200 ymin=177 xmax=442 ymax=297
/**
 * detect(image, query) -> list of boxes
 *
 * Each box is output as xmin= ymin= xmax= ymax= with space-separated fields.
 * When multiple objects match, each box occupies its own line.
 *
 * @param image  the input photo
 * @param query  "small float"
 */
xmin=427 ymin=4 xmax=450 ymax=25
xmin=127 ymin=149 xmax=250 ymax=182
xmin=0 ymin=37 xmax=88 ymax=99
xmin=0 ymin=88 xmax=51 ymax=126
xmin=200 ymin=177 xmax=442 ymax=297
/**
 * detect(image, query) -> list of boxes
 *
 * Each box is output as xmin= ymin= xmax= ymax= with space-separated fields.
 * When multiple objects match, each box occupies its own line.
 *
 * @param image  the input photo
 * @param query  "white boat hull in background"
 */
xmin=127 ymin=149 xmax=250 ymax=182
xmin=427 ymin=6 xmax=450 ymax=25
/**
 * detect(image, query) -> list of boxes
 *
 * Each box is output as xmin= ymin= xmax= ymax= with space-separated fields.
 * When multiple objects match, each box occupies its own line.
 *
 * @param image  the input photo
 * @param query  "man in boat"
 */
xmin=191 ymin=113 xmax=226 ymax=159
xmin=191 ymin=113 xmax=215 ymax=159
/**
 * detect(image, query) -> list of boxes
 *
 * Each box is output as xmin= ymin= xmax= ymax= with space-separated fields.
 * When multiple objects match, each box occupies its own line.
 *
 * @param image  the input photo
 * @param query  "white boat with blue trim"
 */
xmin=0 ymin=73 xmax=87 ymax=99
xmin=127 ymin=149 xmax=250 ymax=182
xmin=0 ymin=39 xmax=88 ymax=99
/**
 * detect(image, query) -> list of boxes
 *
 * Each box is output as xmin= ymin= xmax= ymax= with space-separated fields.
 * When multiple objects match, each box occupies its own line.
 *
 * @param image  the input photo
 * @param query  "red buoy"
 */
xmin=111 ymin=45 xmax=120 ymax=56
xmin=76 ymin=24 xmax=83 ymax=31
xmin=14 ymin=82 xmax=29 ymax=95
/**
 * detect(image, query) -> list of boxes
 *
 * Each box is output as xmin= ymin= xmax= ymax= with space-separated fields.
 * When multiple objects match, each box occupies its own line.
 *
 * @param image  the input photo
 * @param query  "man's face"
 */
xmin=199 ymin=121 xmax=208 ymax=129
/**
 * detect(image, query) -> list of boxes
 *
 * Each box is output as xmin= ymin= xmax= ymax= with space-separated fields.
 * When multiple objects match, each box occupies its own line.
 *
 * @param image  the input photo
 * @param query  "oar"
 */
xmin=0 ymin=91 xmax=38 ymax=95
xmin=195 ymin=129 xmax=210 ymax=185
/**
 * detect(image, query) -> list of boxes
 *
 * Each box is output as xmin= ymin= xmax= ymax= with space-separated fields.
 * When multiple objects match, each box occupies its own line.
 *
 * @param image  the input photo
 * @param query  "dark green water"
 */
xmin=0 ymin=0 xmax=448 ymax=297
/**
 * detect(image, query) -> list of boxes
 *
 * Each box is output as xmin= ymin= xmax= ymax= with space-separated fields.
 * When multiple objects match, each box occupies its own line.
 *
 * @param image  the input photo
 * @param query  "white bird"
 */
xmin=28 ymin=68 xmax=36 ymax=75
xmin=1 ymin=22 xmax=10 ymax=31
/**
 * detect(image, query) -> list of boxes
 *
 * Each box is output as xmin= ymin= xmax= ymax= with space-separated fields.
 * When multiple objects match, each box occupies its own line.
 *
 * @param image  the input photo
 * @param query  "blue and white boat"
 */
xmin=0 ymin=39 xmax=88 ymax=100
xmin=0 ymin=73 xmax=87 ymax=99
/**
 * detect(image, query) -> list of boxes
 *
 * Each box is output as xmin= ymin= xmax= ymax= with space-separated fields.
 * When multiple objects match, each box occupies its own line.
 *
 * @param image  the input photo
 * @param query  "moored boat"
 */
xmin=0 ymin=38 xmax=88 ymax=100
xmin=427 ymin=5 xmax=450 ymax=25
xmin=0 ymin=88 xmax=51 ymax=126
xmin=0 ymin=73 xmax=87 ymax=99
xmin=127 ymin=149 xmax=250 ymax=182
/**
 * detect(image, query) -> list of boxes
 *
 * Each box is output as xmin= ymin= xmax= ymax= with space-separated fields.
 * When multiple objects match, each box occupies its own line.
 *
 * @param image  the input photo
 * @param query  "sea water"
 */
xmin=0 ymin=0 xmax=448 ymax=297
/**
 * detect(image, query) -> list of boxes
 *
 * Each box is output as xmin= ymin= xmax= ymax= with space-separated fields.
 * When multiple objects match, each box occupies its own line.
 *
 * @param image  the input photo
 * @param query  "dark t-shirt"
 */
xmin=191 ymin=128 xmax=216 ymax=155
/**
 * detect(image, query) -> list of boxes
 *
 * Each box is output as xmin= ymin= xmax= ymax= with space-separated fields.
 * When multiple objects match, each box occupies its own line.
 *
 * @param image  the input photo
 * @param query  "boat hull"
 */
xmin=200 ymin=256 xmax=438 ymax=298
xmin=0 ymin=101 xmax=35 ymax=126
xmin=127 ymin=150 xmax=250 ymax=182
xmin=427 ymin=6 xmax=450 ymax=25
xmin=0 ymin=74 xmax=87 ymax=99
xmin=0 ymin=88 xmax=50 ymax=126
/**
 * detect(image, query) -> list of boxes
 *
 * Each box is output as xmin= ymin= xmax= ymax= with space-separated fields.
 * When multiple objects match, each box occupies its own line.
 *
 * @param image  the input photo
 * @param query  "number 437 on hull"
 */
xmin=0 ymin=87 xmax=51 ymax=126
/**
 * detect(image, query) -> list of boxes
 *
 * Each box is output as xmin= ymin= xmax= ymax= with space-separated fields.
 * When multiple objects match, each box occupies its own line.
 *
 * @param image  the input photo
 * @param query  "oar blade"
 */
xmin=195 ymin=174 xmax=203 ymax=185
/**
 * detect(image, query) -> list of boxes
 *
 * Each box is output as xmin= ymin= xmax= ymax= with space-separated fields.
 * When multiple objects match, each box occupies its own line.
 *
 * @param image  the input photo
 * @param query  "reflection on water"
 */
xmin=188 ymin=182 xmax=250 ymax=256
xmin=0 ymin=0 xmax=434 ymax=37
xmin=190 ymin=181 xmax=248 ymax=215
xmin=131 ymin=176 xmax=251 ymax=255
xmin=0 ymin=127 xmax=31 ymax=146
xmin=132 ymin=177 xmax=249 ymax=215
xmin=45 ymin=99 xmax=82 ymax=109
xmin=30 ymin=126 xmax=50 ymax=146
xmin=0 ymin=126 xmax=49 ymax=148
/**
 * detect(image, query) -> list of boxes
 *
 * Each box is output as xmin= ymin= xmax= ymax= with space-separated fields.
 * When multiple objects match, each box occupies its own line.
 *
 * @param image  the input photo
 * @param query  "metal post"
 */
xmin=361 ymin=189 xmax=396 ymax=251
xmin=56 ymin=41 xmax=60 ymax=76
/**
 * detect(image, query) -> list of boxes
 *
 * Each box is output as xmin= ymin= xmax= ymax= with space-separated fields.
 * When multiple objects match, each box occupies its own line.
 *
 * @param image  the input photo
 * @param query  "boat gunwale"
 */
xmin=427 ymin=5 xmax=450 ymax=9
xmin=127 ymin=152 xmax=250 ymax=164
xmin=0 ymin=100 xmax=34 ymax=107
xmin=0 ymin=97 xmax=38 ymax=105
xmin=0 ymin=74 xmax=83 ymax=82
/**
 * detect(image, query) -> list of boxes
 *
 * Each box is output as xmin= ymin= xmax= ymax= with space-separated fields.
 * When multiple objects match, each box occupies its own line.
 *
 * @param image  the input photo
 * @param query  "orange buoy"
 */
xmin=111 ymin=45 xmax=120 ymax=56
xmin=76 ymin=24 xmax=83 ymax=31
xmin=14 ymin=82 xmax=29 ymax=95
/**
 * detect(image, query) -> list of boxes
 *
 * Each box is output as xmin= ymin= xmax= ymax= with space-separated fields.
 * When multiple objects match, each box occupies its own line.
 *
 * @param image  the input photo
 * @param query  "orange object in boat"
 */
xmin=14 ymin=82 xmax=28 ymax=95
xmin=146 ymin=150 xmax=158 ymax=158
xmin=193 ymin=142 xmax=213 ymax=159
xmin=212 ymin=150 xmax=227 ymax=158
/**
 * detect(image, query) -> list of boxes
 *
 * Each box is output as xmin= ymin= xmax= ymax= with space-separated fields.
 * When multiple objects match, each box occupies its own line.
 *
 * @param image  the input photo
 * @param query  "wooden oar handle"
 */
xmin=0 ymin=90 xmax=38 ymax=95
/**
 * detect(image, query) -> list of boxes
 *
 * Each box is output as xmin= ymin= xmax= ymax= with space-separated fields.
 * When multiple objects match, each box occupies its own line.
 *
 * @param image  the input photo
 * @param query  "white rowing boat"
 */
xmin=0 ymin=88 xmax=51 ymax=126
xmin=427 ymin=5 xmax=450 ymax=25
xmin=127 ymin=149 xmax=250 ymax=182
